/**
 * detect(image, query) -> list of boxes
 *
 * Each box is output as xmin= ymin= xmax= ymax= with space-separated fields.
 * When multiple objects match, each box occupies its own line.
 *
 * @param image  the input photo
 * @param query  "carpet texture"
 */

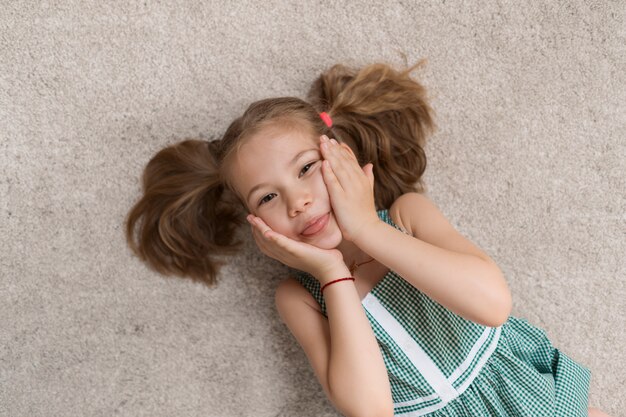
xmin=1 ymin=1 xmax=624 ymax=416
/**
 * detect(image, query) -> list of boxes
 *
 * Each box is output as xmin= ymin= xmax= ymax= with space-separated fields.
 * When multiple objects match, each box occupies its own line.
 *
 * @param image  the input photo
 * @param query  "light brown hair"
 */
xmin=125 ymin=61 xmax=435 ymax=286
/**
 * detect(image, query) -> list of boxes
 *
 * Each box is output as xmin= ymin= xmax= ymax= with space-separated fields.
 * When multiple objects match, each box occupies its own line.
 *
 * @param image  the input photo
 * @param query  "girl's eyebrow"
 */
xmin=246 ymin=148 xmax=318 ymax=203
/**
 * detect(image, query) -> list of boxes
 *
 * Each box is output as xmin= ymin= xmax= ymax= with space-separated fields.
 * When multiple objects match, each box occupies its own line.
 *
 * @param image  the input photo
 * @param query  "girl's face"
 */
xmin=229 ymin=123 xmax=343 ymax=249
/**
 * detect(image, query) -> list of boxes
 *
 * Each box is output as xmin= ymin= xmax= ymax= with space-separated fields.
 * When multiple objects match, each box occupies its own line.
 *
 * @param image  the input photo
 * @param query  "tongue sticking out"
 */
xmin=302 ymin=213 xmax=329 ymax=236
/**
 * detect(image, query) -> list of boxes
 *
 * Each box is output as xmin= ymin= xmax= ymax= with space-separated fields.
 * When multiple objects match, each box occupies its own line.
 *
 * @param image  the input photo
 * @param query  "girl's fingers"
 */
xmin=248 ymin=215 xmax=291 ymax=253
xmin=247 ymin=216 xmax=312 ymax=269
xmin=328 ymin=137 xmax=358 ymax=163
xmin=250 ymin=216 xmax=276 ymax=240
xmin=320 ymin=136 xmax=360 ymax=186
xmin=321 ymin=159 xmax=342 ymax=197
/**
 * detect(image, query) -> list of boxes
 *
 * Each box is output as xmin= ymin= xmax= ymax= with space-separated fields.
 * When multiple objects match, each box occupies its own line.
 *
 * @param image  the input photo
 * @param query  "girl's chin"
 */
xmin=307 ymin=239 xmax=341 ymax=250
xmin=300 ymin=229 xmax=343 ymax=248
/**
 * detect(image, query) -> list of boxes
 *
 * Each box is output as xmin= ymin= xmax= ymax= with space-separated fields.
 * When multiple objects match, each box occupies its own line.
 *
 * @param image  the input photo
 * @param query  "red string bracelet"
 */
xmin=321 ymin=277 xmax=355 ymax=294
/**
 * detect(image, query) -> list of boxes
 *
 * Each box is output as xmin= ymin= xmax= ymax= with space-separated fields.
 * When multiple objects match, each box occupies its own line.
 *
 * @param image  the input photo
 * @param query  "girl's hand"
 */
xmin=246 ymin=215 xmax=346 ymax=281
xmin=319 ymin=135 xmax=380 ymax=242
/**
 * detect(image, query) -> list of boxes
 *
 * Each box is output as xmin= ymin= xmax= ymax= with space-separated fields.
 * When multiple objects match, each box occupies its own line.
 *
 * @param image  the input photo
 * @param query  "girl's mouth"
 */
xmin=301 ymin=213 xmax=330 ymax=237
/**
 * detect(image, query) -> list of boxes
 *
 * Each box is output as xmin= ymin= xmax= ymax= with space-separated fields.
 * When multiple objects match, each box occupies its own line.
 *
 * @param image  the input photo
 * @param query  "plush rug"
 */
xmin=1 ymin=1 xmax=623 ymax=416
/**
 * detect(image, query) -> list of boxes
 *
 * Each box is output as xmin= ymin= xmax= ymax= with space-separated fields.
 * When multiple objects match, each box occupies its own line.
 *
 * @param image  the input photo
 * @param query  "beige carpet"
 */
xmin=1 ymin=1 xmax=624 ymax=416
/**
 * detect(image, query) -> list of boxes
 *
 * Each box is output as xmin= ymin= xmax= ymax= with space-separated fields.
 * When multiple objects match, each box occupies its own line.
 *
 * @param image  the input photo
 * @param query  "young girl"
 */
xmin=125 ymin=62 xmax=611 ymax=417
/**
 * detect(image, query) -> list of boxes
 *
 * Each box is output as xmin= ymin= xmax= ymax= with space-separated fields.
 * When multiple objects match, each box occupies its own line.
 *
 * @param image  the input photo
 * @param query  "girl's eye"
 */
xmin=259 ymin=193 xmax=276 ymax=205
xmin=299 ymin=161 xmax=316 ymax=177
xmin=258 ymin=161 xmax=318 ymax=206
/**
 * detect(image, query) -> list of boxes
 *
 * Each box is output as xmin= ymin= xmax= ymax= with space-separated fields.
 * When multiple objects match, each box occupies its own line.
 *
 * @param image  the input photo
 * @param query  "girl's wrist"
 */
xmin=350 ymin=217 xmax=383 ymax=244
xmin=321 ymin=277 xmax=355 ymax=294
xmin=315 ymin=265 xmax=352 ymax=286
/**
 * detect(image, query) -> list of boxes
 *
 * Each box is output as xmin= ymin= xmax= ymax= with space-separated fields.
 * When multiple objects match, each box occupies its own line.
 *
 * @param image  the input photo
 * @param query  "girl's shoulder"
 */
xmin=389 ymin=192 xmax=499 ymax=266
xmin=386 ymin=191 xmax=436 ymax=238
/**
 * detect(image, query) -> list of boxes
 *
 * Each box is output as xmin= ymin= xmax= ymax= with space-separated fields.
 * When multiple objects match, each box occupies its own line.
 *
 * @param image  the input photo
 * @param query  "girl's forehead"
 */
xmin=229 ymin=124 xmax=319 ymax=186
xmin=244 ymin=124 xmax=318 ymax=154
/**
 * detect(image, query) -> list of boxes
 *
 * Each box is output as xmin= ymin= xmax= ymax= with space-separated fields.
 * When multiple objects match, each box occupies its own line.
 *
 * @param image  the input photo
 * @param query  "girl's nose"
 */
xmin=288 ymin=191 xmax=312 ymax=217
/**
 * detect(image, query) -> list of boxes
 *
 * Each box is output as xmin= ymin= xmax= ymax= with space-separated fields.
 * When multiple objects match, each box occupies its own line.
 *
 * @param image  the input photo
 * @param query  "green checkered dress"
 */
xmin=291 ymin=209 xmax=590 ymax=416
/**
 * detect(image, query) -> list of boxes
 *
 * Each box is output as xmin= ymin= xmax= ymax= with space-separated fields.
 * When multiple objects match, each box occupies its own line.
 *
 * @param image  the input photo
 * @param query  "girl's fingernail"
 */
xmin=330 ymin=138 xmax=338 ymax=145
xmin=320 ymin=135 xmax=328 ymax=141
xmin=321 ymin=142 xmax=328 ymax=150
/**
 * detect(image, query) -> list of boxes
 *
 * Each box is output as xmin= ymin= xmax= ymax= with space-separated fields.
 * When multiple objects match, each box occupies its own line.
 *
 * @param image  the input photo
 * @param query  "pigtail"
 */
xmin=307 ymin=61 xmax=435 ymax=209
xmin=125 ymin=139 xmax=245 ymax=286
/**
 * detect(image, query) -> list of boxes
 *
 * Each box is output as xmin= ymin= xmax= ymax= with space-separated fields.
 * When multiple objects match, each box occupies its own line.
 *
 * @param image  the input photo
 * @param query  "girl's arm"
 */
xmin=275 ymin=268 xmax=393 ymax=417
xmin=354 ymin=192 xmax=512 ymax=327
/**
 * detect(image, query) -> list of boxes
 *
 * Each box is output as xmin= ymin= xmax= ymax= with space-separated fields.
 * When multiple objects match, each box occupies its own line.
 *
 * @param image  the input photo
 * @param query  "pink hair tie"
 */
xmin=319 ymin=112 xmax=333 ymax=128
